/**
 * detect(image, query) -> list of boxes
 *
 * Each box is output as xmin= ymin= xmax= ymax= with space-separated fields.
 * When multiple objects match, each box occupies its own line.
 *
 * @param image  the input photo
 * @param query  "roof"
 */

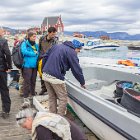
xmin=42 ymin=16 xmax=59 ymax=25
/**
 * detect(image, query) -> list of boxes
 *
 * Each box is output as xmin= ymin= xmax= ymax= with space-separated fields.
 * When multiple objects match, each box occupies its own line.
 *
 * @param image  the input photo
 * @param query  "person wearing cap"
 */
xmin=42 ymin=39 xmax=85 ymax=116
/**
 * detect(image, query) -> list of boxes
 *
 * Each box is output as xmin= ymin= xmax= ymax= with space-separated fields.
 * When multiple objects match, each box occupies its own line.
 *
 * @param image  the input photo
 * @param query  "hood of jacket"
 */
xmin=63 ymin=41 xmax=75 ymax=49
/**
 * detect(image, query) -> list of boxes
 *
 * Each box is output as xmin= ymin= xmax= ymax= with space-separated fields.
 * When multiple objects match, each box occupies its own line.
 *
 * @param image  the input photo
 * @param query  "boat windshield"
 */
xmin=86 ymin=41 xmax=94 ymax=46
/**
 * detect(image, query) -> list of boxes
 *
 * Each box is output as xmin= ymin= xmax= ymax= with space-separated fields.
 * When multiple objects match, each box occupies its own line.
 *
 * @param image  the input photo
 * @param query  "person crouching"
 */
xmin=16 ymin=102 xmax=87 ymax=140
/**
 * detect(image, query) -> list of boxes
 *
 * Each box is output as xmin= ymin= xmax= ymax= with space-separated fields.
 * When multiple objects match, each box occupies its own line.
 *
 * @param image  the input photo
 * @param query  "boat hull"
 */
xmin=68 ymin=97 xmax=127 ymax=140
xmin=83 ymin=45 xmax=119 ymax=50
xmin=127 ymin=46 xmax=140 ymax=50
xmin=93 ymin=45 xmax=119 ymax=50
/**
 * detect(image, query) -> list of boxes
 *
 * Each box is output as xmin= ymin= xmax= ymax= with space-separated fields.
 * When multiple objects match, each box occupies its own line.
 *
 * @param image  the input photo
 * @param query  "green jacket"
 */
xmin=39 ymin=35 xmax=58 ymax=59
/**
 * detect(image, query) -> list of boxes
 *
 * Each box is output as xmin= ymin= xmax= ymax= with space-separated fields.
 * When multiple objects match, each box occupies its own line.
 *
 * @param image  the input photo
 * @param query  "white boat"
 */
xmin=65 ymin=57 xmax=140 ymax=140
xmin=83 ymin=39 xmax=119 ymax=50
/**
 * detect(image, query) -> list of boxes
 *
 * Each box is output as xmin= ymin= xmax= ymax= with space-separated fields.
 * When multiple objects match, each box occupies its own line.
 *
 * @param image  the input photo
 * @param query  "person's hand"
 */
xmin=7 ymin=69 xmax=11 ymax=73
xmin=81 ymin=85 xmax=86 ymax=89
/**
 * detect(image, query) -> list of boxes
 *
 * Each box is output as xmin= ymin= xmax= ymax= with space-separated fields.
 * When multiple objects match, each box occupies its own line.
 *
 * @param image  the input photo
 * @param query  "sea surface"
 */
xmin=79 ymin=46 xmax=140 ymax=61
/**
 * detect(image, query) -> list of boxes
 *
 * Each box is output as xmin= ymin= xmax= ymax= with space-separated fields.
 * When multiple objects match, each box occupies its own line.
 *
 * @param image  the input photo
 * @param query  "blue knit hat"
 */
xmin=72 ymin=39 xmax=84 ymax=49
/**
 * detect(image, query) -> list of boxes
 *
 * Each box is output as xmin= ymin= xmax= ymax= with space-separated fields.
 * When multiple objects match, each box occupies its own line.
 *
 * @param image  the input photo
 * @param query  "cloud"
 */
xmin=0 ymin=0 xmax=47 ymax=7
xmin=0 ymin=0 xmax=140 ymax=34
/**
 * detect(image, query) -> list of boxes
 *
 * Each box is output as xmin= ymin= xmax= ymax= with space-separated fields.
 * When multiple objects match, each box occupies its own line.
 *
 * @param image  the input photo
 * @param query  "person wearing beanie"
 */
xmin=42 ymin=39 xmax=85 ymax=116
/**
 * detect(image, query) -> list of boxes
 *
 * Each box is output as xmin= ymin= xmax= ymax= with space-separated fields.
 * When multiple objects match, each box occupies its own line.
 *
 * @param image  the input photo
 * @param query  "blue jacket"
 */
xmin=21 ymin=40 xmax=39 ymax=68
xmin=42 ymin=41 xmax=85 ymax=85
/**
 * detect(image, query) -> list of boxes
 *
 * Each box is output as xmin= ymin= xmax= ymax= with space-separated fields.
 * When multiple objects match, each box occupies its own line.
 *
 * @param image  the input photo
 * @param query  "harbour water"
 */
xmin=79 ymin=46 xmax=140 ymax=60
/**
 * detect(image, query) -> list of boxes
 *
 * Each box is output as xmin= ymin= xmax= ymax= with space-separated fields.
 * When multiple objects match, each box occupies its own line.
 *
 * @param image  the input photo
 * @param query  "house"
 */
xmin=41 ymin=16 xmax=64 ymax=34
xmin=73 ymin=32 xmax=84 ymax=38
xmin=100 ymin=35 xmax=110 ymax=40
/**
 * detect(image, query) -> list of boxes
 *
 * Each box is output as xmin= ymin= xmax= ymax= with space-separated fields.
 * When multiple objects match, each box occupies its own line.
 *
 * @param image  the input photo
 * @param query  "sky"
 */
xmin=0 ymin=0 xmax=140 ymax=34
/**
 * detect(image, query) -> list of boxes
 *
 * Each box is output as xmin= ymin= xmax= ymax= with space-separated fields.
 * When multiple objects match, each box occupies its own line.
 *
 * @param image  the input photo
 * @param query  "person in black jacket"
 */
xmin=0 ymin=29 xmax=12 ymax=118
xmin=42 ymin=39 xmax=85 ymax=116
xmin=16 ymin=102 xmax=87 ymax=140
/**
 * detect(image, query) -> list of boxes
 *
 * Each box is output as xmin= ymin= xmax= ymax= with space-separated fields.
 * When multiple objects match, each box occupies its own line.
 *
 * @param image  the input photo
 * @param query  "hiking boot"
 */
xmin=32 ymin=92 xmax=37 ymax=96
xmin=1 ymin=112 xmax=9 ymax=119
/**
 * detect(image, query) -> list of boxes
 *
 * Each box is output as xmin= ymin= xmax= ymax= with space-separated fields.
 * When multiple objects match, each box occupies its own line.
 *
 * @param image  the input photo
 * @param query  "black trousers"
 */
xmin=0 ymin=72 xmax=11 ymax=113
xmin=40 ymin=78 xmax=47 ymax=92
xmin=23 ymin=68 xmax=37 ymax=98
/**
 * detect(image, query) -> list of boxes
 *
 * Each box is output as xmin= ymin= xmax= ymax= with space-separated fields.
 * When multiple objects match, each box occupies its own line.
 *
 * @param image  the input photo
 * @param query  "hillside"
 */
xmin=64 ymin=31 xmax=140 ymax=40
xmin=2 ymin=26 xmax=140 ymax=40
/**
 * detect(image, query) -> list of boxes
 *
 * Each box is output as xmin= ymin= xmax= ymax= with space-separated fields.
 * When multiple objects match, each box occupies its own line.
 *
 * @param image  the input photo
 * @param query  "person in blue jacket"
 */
xmin=21 ymin=31 xmax=39 ymax=100
xmin=42 ymin=39 xmax=85 ymax=116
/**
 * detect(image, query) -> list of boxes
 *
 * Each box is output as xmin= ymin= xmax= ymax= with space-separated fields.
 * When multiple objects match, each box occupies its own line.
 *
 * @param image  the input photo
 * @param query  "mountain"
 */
xmin=64 ymin=31 xmax=140 ymax=40
xmin=2 ymin=26 xmax=140 ymax=40
xmin=2 ymin=27 xmax=24 ymax=35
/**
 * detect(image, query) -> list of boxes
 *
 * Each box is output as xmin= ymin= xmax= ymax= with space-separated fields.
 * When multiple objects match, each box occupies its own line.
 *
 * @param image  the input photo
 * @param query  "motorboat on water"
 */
xmin=128 ymin=46 xmax=140 ymax=50
xmin=83 ymin=39 xmax=119 ymax=50
xmin=127 ymin=43 xmax=140 ymax=50
xmin=65 ymin=57 xmax=140 ymax=140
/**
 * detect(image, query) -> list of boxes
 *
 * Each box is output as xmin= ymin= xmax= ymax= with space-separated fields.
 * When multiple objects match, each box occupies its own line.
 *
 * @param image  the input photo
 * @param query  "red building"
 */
xmin=100 ymin=35 xmax=110 ymax=40
xmin=73 ymin=32 xmax=84 ymax=38
xmin=41 ymin=16 xmax=64 ymax=34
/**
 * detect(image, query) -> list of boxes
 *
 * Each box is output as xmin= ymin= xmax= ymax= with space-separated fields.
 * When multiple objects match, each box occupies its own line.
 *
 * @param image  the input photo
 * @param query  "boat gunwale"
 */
xmin=66 ymin=79 xmax=140 ymax=117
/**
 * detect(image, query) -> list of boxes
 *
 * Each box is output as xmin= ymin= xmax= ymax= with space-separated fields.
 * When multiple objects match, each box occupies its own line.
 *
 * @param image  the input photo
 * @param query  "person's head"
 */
xmin=26 ymin=28 xmax=33 ymax=33
xmin=47 ymin=27 xmax=57 ymax=39
xmin=27 ymin=31 xmax=37 ymax=42
xmin=72 ymin=39 xmax=84 ymax=53
xmin=25 ymin=28 xmax=34 ymax=39
xmin=16 ymin=102 xmax=36 ymax=130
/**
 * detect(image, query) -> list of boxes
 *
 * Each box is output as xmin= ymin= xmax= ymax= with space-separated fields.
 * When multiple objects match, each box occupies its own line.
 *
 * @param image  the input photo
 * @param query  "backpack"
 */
xmin=12 ymin=40 xmax=24 ymax=69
